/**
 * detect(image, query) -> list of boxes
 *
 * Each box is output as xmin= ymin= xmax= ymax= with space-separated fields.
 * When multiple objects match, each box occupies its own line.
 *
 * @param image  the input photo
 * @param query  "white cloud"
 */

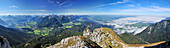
xmin=22 ymin=10 xmax=47 ymax=12
xmin=96 ymin=16 xmax=165 ymax=35
xmin=59 ymin=0 xmax=70 ymax=6
xmin=128 ymin=5 xmax=135 ymax=7
xmin=117 ymin=6 xmax=170 ymax=12
xmin=47 ymin=0 xmax=72 ymax=7
xmin=9 ymin=5 xmax=18 ymax=8
xmin=13 ymin=10 xmax=48 ymax=12
xmin=96 ymin=0 xmax=129 ymax=7
xmin=151 ymin=6 xmax=159 ymax=8
xmin=112 ymin=16 xmax=165 ymax=24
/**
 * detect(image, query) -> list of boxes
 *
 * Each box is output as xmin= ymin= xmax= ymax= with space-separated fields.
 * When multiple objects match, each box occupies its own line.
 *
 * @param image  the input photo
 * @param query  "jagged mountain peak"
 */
xmin=84 ymin=27 xmax=125 ymax=48
xmin=47 ymin=36 xmax=101 ymax=48
xmin=83 ymin=25 xmax=93 ymax=38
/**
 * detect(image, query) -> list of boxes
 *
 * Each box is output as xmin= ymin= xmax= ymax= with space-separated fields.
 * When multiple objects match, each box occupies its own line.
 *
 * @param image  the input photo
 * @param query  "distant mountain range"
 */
xmin=0 ymin=19 xmax=6 ymax=26
xmin=10 ymin=15 xmax=101 ymax=48
xmin=37 ymin=16 xmax=62 ymax=27
xmin=0 ymin=15 xmax=169 ymax=48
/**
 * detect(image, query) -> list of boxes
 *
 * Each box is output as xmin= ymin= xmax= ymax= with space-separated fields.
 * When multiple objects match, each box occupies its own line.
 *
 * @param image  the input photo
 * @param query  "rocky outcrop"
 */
xmin=83 ymin=27 xmax=125 ymax=48
xmin=47 ymin=36 xmax=101 ymax=48
xmin=83 ymin=26 xmax=93 ymax=38
xmin=0 ymin=36 xmax=11 ymax=48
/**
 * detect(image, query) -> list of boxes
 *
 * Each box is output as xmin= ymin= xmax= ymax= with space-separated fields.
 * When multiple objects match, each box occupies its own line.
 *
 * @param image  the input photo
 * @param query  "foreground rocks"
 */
xmin=0 ymin=36 xmax=11 ymax=48
xmin=47 ymin=36 xmax=101 ymax=48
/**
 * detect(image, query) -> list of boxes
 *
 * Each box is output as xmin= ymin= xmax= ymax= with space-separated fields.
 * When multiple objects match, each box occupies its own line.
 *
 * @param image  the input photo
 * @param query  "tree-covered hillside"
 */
xmin=136 ymin=19 xmax=170 ymax=43
xmin=0 ymin=25 xmax=34 ymax=47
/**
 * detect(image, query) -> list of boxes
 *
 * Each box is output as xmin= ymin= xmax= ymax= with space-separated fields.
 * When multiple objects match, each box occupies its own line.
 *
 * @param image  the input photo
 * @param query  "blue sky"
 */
xmin=0 ymin=0 xmax=170 ymax=16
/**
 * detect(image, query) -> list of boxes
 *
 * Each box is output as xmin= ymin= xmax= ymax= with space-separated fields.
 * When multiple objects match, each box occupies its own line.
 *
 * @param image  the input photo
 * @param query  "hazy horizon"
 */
xmin=0 ymin=0 xmax=170 ymax=16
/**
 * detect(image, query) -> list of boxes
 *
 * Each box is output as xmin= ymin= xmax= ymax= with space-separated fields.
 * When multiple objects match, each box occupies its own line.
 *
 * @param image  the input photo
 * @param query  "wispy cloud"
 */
xmin=21 ymin=10 xmax=47 ymax=12
xmin=117 ymin=6 xmax=170 ymax=12
xmin=47 ymin=0 xmax=72 ymax=7
xmin=9 ymin=5 xmax=18 ymax=8
xmin=96 ymin=0 xmax=129 ymax=7
xmin=59 ymin=0 xmax=70 ymax=6
xmin=13 ymin=10 xmax=48 ymax=12
xmin=128 ymin=5 xmax=135 ymax=7
xmin=63 ymin=4 xmax=72 ymax=7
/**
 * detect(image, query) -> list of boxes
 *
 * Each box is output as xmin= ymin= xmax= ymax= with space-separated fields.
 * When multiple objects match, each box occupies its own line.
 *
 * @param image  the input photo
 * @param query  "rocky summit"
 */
xmin=83 ymin=26 xmax=125 ymax=48
xmin=47 ymin=36 xmax=101 ymax=48
xmin=83 ymin=26 xmax=147 ymax=48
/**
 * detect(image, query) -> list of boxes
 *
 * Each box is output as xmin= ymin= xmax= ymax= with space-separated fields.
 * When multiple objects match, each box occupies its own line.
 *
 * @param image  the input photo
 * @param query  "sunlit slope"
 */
xmin=84 ymin=27 xmax=166 ymax=48
xmin=126 ymin=41 xmax=166 ymax=47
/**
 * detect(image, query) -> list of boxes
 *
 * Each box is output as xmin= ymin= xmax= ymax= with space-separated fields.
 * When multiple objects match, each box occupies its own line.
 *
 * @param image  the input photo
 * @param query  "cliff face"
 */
xmin=0 ymin=36 xmax=11 ymax=48
xmin=83 ymin=26 xmax=93 ymax=38
xmin=47 ymin=36 xmax=101 ymax=48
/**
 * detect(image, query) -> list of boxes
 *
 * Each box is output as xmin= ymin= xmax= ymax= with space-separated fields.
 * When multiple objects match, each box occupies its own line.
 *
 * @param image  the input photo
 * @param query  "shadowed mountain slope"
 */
xmin=0 ymin=25 xmax=32 ymax=47
xmin=136 ymin=19 xmax=170 ymax=43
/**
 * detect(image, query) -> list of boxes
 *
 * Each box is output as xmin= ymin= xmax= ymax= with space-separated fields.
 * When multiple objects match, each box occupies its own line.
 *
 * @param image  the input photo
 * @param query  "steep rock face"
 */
xmin=0 ymin=36 xmax=11 ymax=48
xmin=136 ymin=19 xmax=170 ymax=43
xmin=83 ymin=27 xmax=126 ymax=48
xmin=83 ymin=26 xmax=93 ymax=38
xmin=47 ymin=36 xmax=101 ymax=48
